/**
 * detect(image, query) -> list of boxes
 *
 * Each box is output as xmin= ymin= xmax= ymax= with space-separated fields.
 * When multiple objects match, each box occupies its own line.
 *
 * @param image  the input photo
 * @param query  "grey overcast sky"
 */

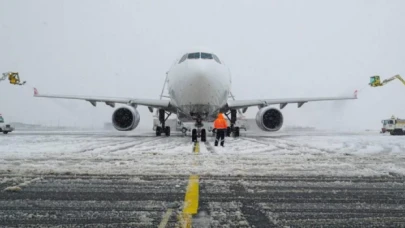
xmin=1 ymin=0 xmax=404 ymax=130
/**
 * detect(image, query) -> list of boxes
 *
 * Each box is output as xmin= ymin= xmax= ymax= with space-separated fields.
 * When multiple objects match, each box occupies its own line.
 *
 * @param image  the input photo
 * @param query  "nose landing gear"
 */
xmin=191 ymin=118 xmax=207 ymax=142
xmin=191 ymin=128 xmax=207 ymax=142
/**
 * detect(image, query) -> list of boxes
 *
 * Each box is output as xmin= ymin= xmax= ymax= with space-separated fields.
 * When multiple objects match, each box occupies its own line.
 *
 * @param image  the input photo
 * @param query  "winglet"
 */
xmin=34 ymin=87 xmax=38 ymax=96
xmin=354 ymin=90 xmax=358 ymax=99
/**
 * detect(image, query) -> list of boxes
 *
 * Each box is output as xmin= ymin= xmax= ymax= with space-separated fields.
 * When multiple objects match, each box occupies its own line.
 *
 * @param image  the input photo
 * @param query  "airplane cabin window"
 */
xmin=212 ymin=54 xmax=221 ymax=64
xmin=201 ymin=53 xmax=213 ymax=59
xmin=179 ymin=54 xmax=188 ymax=63
xmin=188 ymin=53 xmax=200 ymax=59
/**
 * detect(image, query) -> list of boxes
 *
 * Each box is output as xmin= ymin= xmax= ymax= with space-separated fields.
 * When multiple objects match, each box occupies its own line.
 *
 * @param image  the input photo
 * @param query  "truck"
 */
xmin=381 ymin=116 xmax=405 ymax=135
xmin=0 ymin=114 xmax=14 ymax=134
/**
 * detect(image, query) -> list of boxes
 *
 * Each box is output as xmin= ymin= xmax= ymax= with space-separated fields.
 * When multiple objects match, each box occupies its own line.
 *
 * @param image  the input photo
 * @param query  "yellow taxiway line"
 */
xmin=193 ymin=141 xmax=200 ymax=153
xmin=183 ymin=175 xmax=200 ymax=214
xmin=178 ymin=141 xmax=200 ymax=227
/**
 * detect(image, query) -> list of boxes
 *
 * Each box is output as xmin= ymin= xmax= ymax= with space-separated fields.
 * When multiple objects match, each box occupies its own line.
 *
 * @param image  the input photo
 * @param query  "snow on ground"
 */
xmin=0 ymin=130 xmax=404 ymax=177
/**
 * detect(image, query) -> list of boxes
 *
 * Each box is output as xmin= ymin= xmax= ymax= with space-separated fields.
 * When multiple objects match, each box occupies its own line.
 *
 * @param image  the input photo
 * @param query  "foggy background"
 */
xmin=1 ymin=0 xmax=404 ymax=131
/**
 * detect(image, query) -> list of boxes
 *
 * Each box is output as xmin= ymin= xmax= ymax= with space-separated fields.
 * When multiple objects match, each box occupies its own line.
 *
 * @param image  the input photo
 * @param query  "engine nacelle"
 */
xmin=255 ymin=106 xmax=283 ymax=131
xmin=112 ymin=106 xmax=140 ymax=131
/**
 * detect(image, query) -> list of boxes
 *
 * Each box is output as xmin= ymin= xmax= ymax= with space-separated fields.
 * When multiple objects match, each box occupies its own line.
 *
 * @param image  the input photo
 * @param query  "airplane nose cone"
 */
xmin=173 ymin=59 xmax=229 ymax=113
xmin=185 ymin=62 xmax=210 ymax=85
xmin=181 ymin=62 xmax=218 ymax=103
xmin=187 ymin=62 xmax=208 ymax=79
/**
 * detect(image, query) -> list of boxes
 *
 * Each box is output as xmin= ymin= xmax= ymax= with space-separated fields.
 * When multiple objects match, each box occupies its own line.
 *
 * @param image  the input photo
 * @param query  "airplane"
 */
xmin=33 ymin=47 xmax=358 ymax=142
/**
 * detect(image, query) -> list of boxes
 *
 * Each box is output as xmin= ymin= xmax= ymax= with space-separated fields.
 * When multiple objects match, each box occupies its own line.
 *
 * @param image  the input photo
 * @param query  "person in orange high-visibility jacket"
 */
xmin=213 ymin=113 xmax=228 ymax=147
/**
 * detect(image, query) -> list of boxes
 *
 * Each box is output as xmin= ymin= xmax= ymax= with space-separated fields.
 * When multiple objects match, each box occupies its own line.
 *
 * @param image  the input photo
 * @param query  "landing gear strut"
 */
xmin=156 ymin=109 xmax=171 ymax=136
xmin=225 ymin=109 xmax=240 ymax=137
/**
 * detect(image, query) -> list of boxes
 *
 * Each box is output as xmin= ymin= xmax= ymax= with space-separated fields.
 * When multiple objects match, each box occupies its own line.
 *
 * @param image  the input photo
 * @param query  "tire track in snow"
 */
xmin=107 ymin=137 xmax=166 ymax=153
xmin=244 ymin=137 xmax=336 ymax=154
xmin=75 ymin=139 xmax=132 ymax=153
xmin=119 ymin=137 xmax=191 ymax=154
xmin=240 ymin=137 xmax=295 ymax=153
xmin=204 ymin=141 xmax=217 ymax=154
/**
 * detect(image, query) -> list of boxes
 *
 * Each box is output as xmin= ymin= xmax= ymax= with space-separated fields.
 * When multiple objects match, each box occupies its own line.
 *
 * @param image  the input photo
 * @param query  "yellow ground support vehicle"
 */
xmin=0 ymin=72 xmax=26 ymax=85
xmin=369 ymin=74 xmax=405 ymax=87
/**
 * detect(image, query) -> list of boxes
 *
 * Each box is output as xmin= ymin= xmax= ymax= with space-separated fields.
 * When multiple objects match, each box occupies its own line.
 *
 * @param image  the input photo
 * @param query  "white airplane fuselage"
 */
xmin=166 ymin=56 xmax=231 ymax=122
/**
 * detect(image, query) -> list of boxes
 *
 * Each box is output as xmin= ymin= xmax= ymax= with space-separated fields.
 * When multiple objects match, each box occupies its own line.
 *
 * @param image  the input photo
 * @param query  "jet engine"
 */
xmin=112 ymin=106 xmax=140 ymax=131
xmin=255 ymin=106 xmax=283 ymax=131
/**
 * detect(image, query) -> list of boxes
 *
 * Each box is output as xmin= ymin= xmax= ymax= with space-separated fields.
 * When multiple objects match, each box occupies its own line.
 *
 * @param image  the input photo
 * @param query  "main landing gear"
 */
xmin=225 ymin=109 xmax=240 ymax=138
xmin=156 ymin=109 xmax=171 ymax=136
xmin=191 ymin=119 xmax=207 ymax=143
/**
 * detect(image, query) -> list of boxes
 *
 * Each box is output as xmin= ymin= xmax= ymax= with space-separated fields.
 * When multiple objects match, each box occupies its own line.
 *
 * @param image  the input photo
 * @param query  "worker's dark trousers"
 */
xmin=215 ymin=129 xmax=225 ymax=147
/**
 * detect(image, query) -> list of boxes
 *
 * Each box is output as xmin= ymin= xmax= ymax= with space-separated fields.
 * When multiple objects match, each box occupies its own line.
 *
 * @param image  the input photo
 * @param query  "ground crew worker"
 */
xmin=213 ymin=112 xmax=228 ymax=147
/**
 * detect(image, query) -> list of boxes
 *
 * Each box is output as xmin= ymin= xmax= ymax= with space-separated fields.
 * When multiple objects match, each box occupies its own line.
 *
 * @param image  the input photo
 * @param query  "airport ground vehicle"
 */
xmin=381 ymin=116 xmax=405 ymax=135
xmin=369 ymin=74 xmax=405 ymax=87
xmin=0 ymin=72 xmax=26 ymax=86
xmin=0 ymin=114 xmax=14 ymax=134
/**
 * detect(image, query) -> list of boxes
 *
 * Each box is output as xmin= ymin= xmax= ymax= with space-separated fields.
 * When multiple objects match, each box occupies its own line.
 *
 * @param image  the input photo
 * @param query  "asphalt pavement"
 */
xmin=1 ymin=173 xmax=404 ymax=227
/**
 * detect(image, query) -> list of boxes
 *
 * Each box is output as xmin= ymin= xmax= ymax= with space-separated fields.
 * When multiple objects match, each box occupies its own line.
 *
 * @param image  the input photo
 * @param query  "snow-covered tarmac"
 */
xmin=1 ymin=129 xmax=405 ymax=227
xmin=1 ymin=129 xmax=404 ymax=177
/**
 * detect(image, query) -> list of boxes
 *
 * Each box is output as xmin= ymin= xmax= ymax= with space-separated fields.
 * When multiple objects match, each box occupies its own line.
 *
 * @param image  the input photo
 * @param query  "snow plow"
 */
xmin=0 ymin=72 xmax=26 ymax=86
xmin=381 ymin=116 xmax=405 ymax=135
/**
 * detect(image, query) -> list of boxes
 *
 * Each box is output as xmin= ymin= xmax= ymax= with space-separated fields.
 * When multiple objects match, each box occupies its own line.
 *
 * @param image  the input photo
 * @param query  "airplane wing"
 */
xmin=33 ymin=88 xmax=171 ymax=109
xmin=227 ymin=90 xmax=358 ymax=110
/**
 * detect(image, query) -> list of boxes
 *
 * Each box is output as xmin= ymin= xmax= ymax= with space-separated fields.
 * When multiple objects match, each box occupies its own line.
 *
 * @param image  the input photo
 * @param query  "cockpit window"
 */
xmin=188 ymin=53 xmax=200 ymax=59
xmin=180 ymin=52 xmax=221 ymax=64
xmin=212 ymin=54 xmax=221 ymax=64
xmin=201 ymin=53 xmax=213 ymax=59
xmin=179 ymin=54 xmax=187 ymax=64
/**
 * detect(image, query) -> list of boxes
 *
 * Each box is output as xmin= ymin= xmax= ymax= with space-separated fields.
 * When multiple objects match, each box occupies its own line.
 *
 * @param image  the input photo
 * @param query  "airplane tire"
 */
xmin=165 ymin=126 xmax=170 ymax=136
xmin=234 ymin=127 xmax=240 ymax=137
xmin=192 ymin=129 xmax=197 ymax=142
xmin=156 ymin=126 xmax=162 ymax=136
xmin=181 ymin=128 xmax=187 ymax=136
xmin=201 ymin=129 xmax=206 ymax=142
xmin=3 ymin=131 xmax=8 ymax=134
